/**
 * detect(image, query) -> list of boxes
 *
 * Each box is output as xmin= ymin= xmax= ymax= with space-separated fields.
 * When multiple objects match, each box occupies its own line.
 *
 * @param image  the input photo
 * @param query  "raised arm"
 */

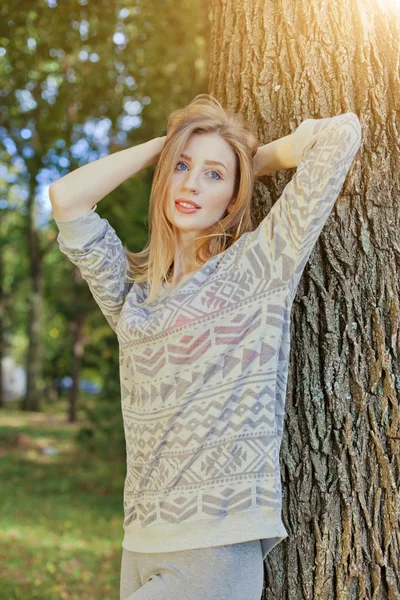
xmin=253 ymin=118 xmax=331 ymax=176
xmin=50 ymin=136 xmax=166 ymax=220
xmin=51 ymin=135 xmax=166 ymax=334
xmin=243 ymin=113 xmax=362 ymax=298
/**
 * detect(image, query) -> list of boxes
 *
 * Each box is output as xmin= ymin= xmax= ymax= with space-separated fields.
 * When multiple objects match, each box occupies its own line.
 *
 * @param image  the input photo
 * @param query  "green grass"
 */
xmin=0 ymin=404 xmax=126 ymax=599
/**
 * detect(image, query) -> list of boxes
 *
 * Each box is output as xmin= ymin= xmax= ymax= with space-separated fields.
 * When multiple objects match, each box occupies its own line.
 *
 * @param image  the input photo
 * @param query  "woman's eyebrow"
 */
xmin=180 ymin=153 xmax=228 ymax=172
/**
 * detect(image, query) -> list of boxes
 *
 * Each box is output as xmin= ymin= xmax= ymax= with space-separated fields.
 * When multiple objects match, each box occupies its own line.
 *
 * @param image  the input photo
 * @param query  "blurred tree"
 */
xmin=208 ymin=0 xmax=399 ymax=596
xmin=0 ymin=156 xmax=29 ymax=408
xmin=0 ymin=0 xmax=210 ymax=415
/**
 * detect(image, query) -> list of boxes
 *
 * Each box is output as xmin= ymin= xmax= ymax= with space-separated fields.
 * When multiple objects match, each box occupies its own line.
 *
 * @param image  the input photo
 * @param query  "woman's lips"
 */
xmin=175 ymin=201 xmax=201 ymax=214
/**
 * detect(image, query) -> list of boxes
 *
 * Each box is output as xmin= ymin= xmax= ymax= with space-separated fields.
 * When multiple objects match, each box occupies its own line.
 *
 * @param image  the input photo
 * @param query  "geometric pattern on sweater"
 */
xmin=54 ymin=112 xmax=362 ymax=557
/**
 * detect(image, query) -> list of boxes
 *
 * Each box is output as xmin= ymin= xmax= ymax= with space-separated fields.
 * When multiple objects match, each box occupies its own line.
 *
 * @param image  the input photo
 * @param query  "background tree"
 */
xmin=0 ymin=0 xmax=209 ymax=415
xmin=209 ymin=0 xmax=400 ymax=597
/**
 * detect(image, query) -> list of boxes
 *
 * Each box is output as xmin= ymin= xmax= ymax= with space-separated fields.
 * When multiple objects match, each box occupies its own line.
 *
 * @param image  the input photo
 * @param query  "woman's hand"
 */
xmin=253 ymin=132 xmax=297 ymax=177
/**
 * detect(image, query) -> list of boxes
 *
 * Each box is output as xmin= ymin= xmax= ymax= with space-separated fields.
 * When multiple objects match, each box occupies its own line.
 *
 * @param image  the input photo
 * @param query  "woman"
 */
xmin=50 ymin=95 xmax=362 ymax=599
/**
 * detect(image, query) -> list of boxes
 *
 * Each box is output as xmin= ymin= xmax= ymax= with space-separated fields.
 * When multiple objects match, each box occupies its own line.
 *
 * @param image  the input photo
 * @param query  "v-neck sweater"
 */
xmin=54 ymin=112 xmax=362 ymax=559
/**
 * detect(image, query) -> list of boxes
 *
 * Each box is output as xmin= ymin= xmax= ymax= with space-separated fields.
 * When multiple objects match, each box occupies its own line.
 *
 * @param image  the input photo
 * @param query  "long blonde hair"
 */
xmin=123 ymin=93 xmax=259 ymax=305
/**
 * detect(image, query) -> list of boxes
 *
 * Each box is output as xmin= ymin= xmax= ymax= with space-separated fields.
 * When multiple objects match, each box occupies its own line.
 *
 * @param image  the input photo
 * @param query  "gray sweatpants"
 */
xmin=120 ymin=539 xmax=264 ymax=600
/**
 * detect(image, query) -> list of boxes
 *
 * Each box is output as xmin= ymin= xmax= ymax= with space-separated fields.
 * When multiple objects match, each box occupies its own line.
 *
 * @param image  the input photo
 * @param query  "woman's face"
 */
xmin=165 ymin=132 xmax=237 ymax=238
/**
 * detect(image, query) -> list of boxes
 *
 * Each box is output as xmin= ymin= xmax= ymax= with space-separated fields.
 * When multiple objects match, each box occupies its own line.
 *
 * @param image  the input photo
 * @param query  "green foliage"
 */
xmin=75 ymin=375 xmax=126 ymax=460
xmin=1 ymin=0 xmax=210 ymax=462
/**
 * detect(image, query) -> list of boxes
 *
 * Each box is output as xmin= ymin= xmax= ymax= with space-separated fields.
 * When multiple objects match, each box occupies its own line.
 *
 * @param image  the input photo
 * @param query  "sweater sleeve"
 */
xmin=241 ymin=112 xmax=362 ymax=299
xmin=53 ymin=204 xmax=133 ymax=334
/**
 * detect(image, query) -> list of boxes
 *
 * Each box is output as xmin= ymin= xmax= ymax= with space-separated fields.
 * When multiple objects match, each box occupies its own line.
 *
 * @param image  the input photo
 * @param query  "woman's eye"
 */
xmin=175 ymin=161 xmax=222 ymax=180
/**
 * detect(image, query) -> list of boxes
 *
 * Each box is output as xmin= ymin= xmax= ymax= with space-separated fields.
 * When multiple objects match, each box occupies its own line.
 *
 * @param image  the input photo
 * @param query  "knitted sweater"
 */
xmin=54 ymin=112 xmax=362 ymax=559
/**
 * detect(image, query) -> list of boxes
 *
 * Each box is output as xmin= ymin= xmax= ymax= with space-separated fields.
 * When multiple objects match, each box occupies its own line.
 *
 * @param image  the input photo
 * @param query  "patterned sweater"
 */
xmin=54 ymin=112 xmax=362 ymax=560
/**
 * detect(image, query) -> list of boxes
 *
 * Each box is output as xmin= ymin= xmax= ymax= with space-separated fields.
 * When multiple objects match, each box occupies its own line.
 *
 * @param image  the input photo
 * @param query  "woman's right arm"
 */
xmin=49 ymin=136 xmax=166 ymax=220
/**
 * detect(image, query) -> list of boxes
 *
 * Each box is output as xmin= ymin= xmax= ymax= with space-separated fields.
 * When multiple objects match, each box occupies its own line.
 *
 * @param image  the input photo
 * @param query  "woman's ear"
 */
xmin=226 ymin=198 xmax=236 ymax=214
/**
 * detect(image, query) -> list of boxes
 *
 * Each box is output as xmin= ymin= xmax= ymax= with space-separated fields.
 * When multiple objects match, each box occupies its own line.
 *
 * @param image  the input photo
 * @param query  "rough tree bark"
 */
xmin=209 ymin=0 xmax=400 ymax=598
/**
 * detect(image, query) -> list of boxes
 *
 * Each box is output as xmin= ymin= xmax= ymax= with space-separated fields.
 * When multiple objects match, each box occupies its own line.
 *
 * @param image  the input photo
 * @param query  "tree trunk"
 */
xmin=209 ymin=1 xmax=400 ymax=598
xmin=0 ymin=217 xmax=4 ymax=409
xmin=23 ymin=184 xmax=44 ymax=412
xmin=69 ymin=311 xmax=85 ymax=423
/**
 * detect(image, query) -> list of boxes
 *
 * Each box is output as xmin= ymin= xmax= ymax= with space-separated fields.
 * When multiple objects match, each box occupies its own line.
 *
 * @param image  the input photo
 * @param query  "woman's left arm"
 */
xmin=253 ymin=119 xmax=324 ymax=176
xmin=244 ymin=113 xmax=362 ymax=298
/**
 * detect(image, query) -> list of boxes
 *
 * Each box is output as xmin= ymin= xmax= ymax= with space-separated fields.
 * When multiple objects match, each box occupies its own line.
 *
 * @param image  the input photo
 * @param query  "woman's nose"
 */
xmin=182 ymin=170 xmax=200 ymax=193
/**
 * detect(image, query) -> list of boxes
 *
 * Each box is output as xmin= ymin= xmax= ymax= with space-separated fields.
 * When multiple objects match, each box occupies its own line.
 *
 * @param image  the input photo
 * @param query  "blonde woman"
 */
xmin=50 ymin=95 xmax=362 ymax=600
